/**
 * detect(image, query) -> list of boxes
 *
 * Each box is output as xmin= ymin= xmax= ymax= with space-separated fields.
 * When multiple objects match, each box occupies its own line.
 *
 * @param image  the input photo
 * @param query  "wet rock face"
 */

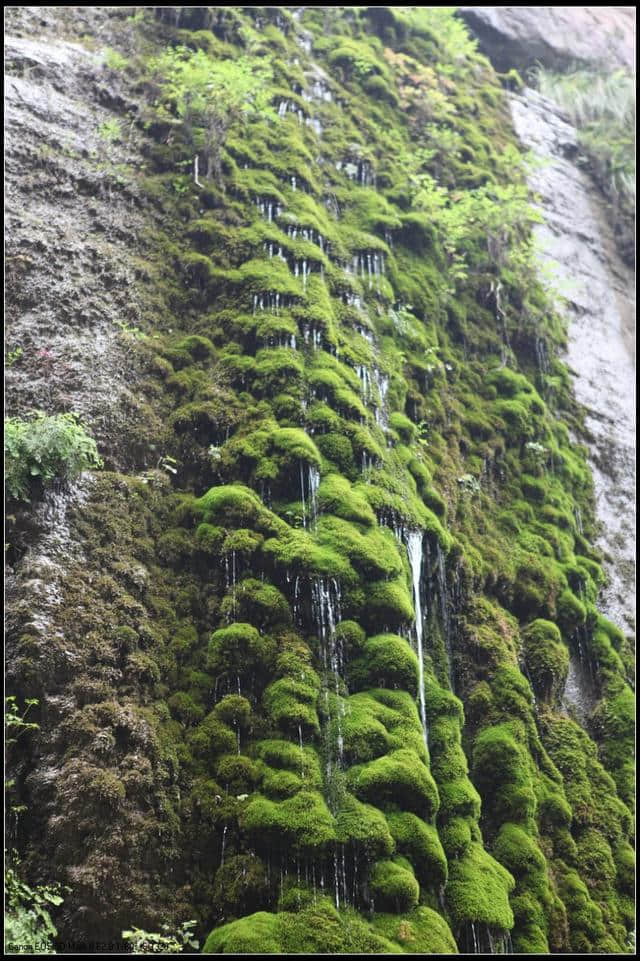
xmin=4 ymin=8 xmax=162 ymax=472
xmin=458 ymin=6 xmax=635 ymax=73
xmin=509 ymin=86 xmax=636 ymax=633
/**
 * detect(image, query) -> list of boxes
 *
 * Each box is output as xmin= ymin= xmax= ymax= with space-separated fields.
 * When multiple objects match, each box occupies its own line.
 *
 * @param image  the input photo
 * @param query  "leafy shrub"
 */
xmin=4 ymin=857 xmax=64 ymax=954
xmin=149 ymin=46 xmax=276 ymax=181
xmin=5 ymin=412 xmax=103 ymax=502
xmin=122 ymin=920 xmax=199 ymax=953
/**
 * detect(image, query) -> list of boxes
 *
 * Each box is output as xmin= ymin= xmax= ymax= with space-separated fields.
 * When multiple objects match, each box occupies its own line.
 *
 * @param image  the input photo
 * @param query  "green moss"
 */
xmin=270 ymin=427 xmax=322 ymax=468
xmin=556 ymin=588 xmax=587 ymax=633
xmin=389 ymin=411 xmax=419 ymax=443
xmin=213 ymin=694 xmax=252 ymax=728
xmin=317 ymin=474 xmax=377 ymax=526
xmin=216 ymin=754 xmax=259 ymax=793
xmin=263 ymin=675 xmax=321 ymax=736
xmin=196 ymin=485 xmax=281 ymax=535
xmin=348 ymin=749 xmax=439 ymax=819
xmin=446 ymin=842 xmax=515 ymax=931
xmin=370 ymin=907 xmax=458 ymax=954
xmin=440 ymin=817 xmax=472 ymax=859
xmin=187 ymin=712 xmax=236 ymax=762
xmin=349 ymin=634 xmax=419 ymax=697
xmin=203 ymin=911 xmax=281 ymax=954
xmin=369 ymin=857 xmax=420 ymax=913
xmin=168 ymin=690 xmax=205 ymax=724
xmin=521 ymin=619 xmax=569 ymax=703
xmin=335 ymin=794 xmax=395 ymax=859
xmin=386 ymin=812 xmax=447 ymax=887
xmin=334 ymin=620 xmax=366 ymax=656
xmin=208 ymin=623 xmax=277 ymax=678
xmin=363 ymin=577 xmax=415 ymax=630
xmin=220 ymin=578 xmax=292 ymax=631
xmin=316 ymin=432 xmax=356 ymax=474
xmin=576 ymin=829 xmax=616 ymax=886
xmin=14 ymin=7 xmax=633 ymax=950
xmin=255 ymin=739 xmax=322 ymax=785
xmin=556 ymin=865 xmax=606 ymax=951
xmin=241 ymin=790 xmax=337 ymax=853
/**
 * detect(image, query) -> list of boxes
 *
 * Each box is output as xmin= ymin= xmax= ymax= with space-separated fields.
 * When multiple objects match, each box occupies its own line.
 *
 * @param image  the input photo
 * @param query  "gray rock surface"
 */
xmin=4 ymin=8 xmax=163 ymax=472
xmin=510 ymin=87 xmax=636 ymax=635
xmin=459 ymin=6 xmax=635 ymax=73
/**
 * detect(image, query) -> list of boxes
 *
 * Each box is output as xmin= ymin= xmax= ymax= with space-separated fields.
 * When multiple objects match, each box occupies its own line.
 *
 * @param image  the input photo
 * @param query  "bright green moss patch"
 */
xmin=370 ymin=907 xmax=458 ymax=954
xmin=196 ymin=484 xmax=281 ymax=535
xmin=208 ymin=623 xmax=277 ymax=678
xmin=348 ymin=749 xmax=439 ymax=819
xmin=317 ymin=474 xmax=377 ymax=526
xmin=521 ymin=619 xmax=569 ymax=703
xmin=369 ymin=857 xmax=420 ymax=913
xmin=335 ymin=794 xmax=395 ymax=859
xmin=349 ymin=634 xmax=419 ymax=697
xmin=386 ymin=812 xmax=448 ymax=887
xmin=363 ymin=577 xmax=415 ymax=630
xmin=204 ymin=898 xmax=401 ymax=954
xmin=263 ymin=675 xmax=321 ymax=736
xmin=446 ymin=842 xmax=515 ymax=932
xmin=241 ymin=790 xmax=337 ymax=854
xmin=203 ymin=910 xmax=281 ymax=954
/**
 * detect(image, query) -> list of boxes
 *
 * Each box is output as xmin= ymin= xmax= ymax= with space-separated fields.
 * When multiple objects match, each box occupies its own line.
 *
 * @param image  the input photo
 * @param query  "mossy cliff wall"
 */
xmin=5 ymin=6 xmax=634 ymax=954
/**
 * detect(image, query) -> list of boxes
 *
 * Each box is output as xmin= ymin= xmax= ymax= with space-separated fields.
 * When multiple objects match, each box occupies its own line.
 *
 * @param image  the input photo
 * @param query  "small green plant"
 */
xmin=4 ymin=856 xmax=66 ymax=955
xmin=103 ymin=47 xmax=128 ymax=71
xmin=115 ymin=319 xmax=146 ymax=340
xmin=5 ymin=696 xmax=39 ymax=745
xmin=5 ymin=411 xmax=103 ymax=502
xmin=172 ymin=174 xmax=191 ymax=195
xmin=6 ymin=696 xmax=39 ymax=819
xmin=6 ymin=346 xmax=23 ymax=367
xmin=98 ymin=118 xmax=122 ymax=143
xmin=122 ymin=920 xmax=199 ymax=954
xmin=5 ymin=701 xmax=64 ymax=952
xmin=149 ymin=46 xmax=276 ymax=181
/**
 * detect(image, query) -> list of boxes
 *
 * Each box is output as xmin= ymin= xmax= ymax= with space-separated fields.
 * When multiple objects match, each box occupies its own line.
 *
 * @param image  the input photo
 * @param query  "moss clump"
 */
xmin=204 ymin=898 xmax=398 ymax=954
xmin=335 ymin=794 xmax=395 ymax=859
xmin=263 ymin=675 xmax=321 ymax=736
xmin=203 ymin=911 xmax=281 ymax=954
xmin=369 ymin=857 xmax=420 ymax=913
xmin=9 ymin=5 xmax=634 ymax=952
xmin=317 ymin=474 xmax=377 ymax=526
xmin=187 ymin=712 xmax=236 ymax=764
xmin=241 ymin=790 xmax=337 ymax=854
xmin=370 ymin=907 xmax=458 ymax=954
xmin=349 ymin=634 xmax=419 ymax=697
xmin=556 ymin=588 xmax=587 ymax=633
xmin=521 ymin=619 xmax=569 ymax=703
xmin=386 ymin=811 xmax=447 ymax=887
xmin=446 ymin=843 xmax=515 ymax=932
xmin=348 ymin=749 xmax=439 ymax=819
xmin=196 ymin=484 xmax=280 ymax=535
xmin=363 ymin=577 xmax=415 ymax=630
xmin=208 ymin=623 xmax=277 ymax=679
xmin=216 ymin=754 xmax=258 ymax=793
xmin=255 ymin=739 xmax=322 ymax=786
